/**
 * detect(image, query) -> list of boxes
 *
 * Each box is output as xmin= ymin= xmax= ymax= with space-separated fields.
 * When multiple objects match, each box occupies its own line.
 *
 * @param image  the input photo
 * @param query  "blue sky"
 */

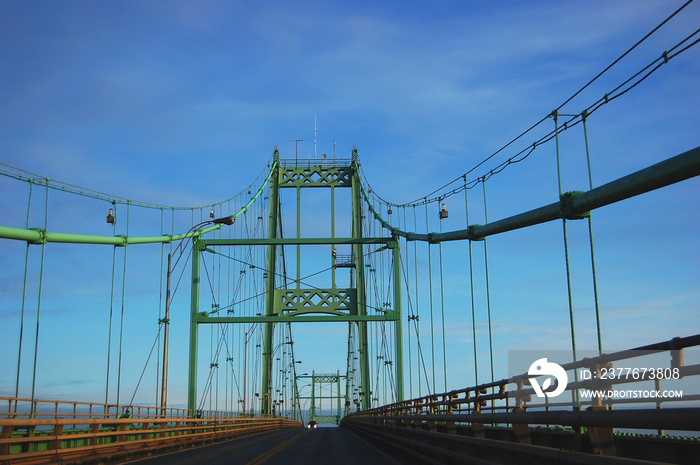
xmin=1 ymin=0 xmax=698 ymax=411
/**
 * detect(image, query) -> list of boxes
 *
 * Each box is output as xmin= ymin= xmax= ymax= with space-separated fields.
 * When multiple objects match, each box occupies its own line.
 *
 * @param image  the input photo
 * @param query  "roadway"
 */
xmin=128 ymin=426 xmax=402 ymax=465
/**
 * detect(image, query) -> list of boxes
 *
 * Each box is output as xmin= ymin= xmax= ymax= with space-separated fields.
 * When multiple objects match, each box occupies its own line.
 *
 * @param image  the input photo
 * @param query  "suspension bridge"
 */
xmin=1 ymin=143 xmax=699 ymax=464
xmin=2 ymin=8 xmax=700 ymax=465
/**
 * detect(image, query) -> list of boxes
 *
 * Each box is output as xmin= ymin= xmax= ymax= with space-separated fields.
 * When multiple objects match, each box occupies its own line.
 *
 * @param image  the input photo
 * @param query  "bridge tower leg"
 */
xmin=392 ymin=235 xmax=404 ymax=403
xmin=337 ymin=369 xmax=342 ymax=425
xmin=310 ymin=370 xmax=316 ymax=422
xmin=187 ymin=245 xmax=201 ymax=415
xmin=262 ymin=150 xmax=280 ymax=416
xmin=351 ymin=149 xmax=371 ymax=411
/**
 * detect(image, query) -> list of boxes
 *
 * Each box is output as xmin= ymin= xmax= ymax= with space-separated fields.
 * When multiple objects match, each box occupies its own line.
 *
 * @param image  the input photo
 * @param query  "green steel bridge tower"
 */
xmin=297 ymin=371 xmax=346 ymax=426
xmin=186 ymin=148 xmax=403 ymax=414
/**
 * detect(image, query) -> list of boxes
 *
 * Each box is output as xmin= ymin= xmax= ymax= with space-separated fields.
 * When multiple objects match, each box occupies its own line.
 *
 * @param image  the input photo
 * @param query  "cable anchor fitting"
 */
xmin=28 ymin=228 xmax=47 ymax=245
xmin=559 ymin=191 xmax=589 ymax=220
xmin=467 ymin=224 xmax=485 ymax=241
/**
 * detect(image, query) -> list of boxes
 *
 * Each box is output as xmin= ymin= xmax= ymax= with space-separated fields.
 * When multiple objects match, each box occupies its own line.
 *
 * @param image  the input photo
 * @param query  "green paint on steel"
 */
xmin=193 ymin=314 xmax=399 ymax=324
xmin=275 ymin=288 xmax=358 ymax=316
xmin=351 ymin=150 xmax=373 ymax=411
xmin=1 ymin=147 xmax=698 ymax=247
xmin=261 ymin=151 xmax=281 ymax=415
xmin=0 ymin=161 xmax=277 ymax=247
xmin=200 ymin=237 xmax=392 ymax=246
xmin=183 ymin=160 xmax=280 ymax=416
xmin=355 ymin=146 xmax=700 ymax=243
xmin=278 ymin=162 xmax=353 ymax=188
xmin=392 ymin=235 xmax=404 ymax=403
xmin=184 ymin=150 xmax=405 ymax=415
xmin=297 ymin=371 xmax=347 ymax=425
xmin=187 ymin=245 xmax=201 ymax=415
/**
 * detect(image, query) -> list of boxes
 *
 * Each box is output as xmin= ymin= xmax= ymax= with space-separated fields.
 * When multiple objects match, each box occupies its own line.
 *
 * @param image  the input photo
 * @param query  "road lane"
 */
xmin=127 ymin=426 xmax=401 ymax=465
xmin=259 ymin=426 xmax=401 ymax=465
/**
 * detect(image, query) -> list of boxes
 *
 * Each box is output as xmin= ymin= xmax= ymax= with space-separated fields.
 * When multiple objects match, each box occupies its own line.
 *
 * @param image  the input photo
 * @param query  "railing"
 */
xmin=333 ymin=254 xmax=355 ymax=268
xmin=1 ymin=397 xmax=250 ymax=420
xmin=279 ymin=158 xmax=352 ymax=168
xmin=350 ymin=334 xmax=700 ymax=418
xmin=0 ymin=415 xmax=302 ymax=465
xmin=342 ymin=334 xmax=700 ymax=463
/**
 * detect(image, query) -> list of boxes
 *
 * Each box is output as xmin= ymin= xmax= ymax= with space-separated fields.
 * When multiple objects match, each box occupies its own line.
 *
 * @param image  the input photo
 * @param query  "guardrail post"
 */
xmin=471 ymin=412 xmax=485 ymax=439
xmin=471 ymin=388 xmax=486 ymax=439
xmin=394 ymin=404 xmax=403 ymax=428
xmin=117 ymin=423 xmax=127 ymax=442
xmin=0 ymin=424 xmax=14 ymax=455
xmin=445 ymin=393 xmax=457 ymax=435
xmin=586 ymin=406 xmax=616 ymax=456
xmin=411 ymin=399 xmax=420 ymax=429
xmin=52 ymin=423 xmax=64 ymax=452
xmin=90 ymin=423 xmax=100 ymax=445
xmin=140 ymin=422 xmax=150 ymax=440
xmin=511 ymin=407 xmax=531 ymax=444
xmin=427 ymin=396 xmax=437 ymax=432
xmin=28 ymin=423 xmax=36 ymax=452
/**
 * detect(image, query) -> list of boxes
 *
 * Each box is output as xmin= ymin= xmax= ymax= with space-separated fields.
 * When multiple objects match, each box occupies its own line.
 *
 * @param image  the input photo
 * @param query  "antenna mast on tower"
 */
xmin=314 ymin=114 xmax=317 ymax=161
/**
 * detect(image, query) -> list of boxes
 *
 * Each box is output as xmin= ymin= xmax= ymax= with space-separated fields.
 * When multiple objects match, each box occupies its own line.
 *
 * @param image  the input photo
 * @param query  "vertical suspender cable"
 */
xmin=14 ymin=180 xmax=34 ymax=409
xmin=227 ymin=199 xmax=233 ymax=411
xmin=371 ymin=208 xmax=379 ymax=407
xmin=29 ymin=179 xmax=49 ymax=417
xmin=218 ymin=205 xmax=224 ymax=411
xmin=156 ymin=207 xmax=164 ymax=406
xmin=217 ymin=204 xmax=222 ymax=312
xmin=424 ymin=202 xmax=436 ymax=393
xmin=214 ymin=205 xmax=220 ymax=411
xmin=382 ymin=206 xmax=390 ymax=404
xmin=554 ymin=111 xmax=580 ymax=408
xmin=229 ymin=200 xmax=234 ymax=409
xmin=554 ymin=111 xmax=578 ymax=363
xmin=170 ymin=208 xmax=175 ymax=409
xmin=209 ymin=216 xmax=214 ymax=412
xmin=438 ymin=204 xmax=448 ymax=392
xmin=116 ymin=201 xmax=130 ymax=408
xmin=582 ymin=113 xmax=603 ymax=355
xmin=403 ymin=205 xmax=413 ymax=399
xmin=170 ymin=209 xmax=175 ymax=264
xmin=413 ymin=205 xmax=422 ymax=397
xmin=203 ymin=208 xmax=212 ymax=412
xmin=105 ymin=202 xmax=117 ymax=407
xmin=481 ymin=180 xmax=495 ymax=386
xmin=464 ymin=176 xmax=479 ymax=386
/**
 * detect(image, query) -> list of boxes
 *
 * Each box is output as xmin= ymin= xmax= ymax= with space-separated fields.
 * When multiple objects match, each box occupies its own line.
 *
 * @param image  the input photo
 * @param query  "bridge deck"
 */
xmin=128 ymin=427 xmax=400 ymax=465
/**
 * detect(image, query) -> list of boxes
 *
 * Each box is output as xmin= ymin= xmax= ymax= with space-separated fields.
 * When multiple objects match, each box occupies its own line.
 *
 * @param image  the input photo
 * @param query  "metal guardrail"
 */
xmin=342 ymin=334 xmax=700 ymax=463
xmin=0 ymin=416 xmax=302 ymax=465
xmin=347 ymin=334 xmax=700 ymax=418
xmin=333 ymin=254 xmax=355 ymax=268
xmin=279 ymin=158 xmax=352 ymax=168
xmin=343 ymin=420 xmax=693 ymax=465
xmin=1 ymin=396 xmax=251 ymax=420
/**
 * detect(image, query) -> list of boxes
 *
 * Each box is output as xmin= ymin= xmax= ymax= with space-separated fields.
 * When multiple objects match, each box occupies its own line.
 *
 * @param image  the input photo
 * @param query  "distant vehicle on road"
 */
xmin=307 ymin=421 xmax=318 ymax=429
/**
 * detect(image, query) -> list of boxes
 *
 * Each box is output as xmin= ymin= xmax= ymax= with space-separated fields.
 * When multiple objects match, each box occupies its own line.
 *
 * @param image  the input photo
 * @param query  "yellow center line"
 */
xmin=245 ymin=429 xmax=309 ymax=465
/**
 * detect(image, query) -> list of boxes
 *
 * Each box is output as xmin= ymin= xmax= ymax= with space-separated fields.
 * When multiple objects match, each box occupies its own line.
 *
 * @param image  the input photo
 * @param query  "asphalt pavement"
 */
xmin=128 ymin=426 xmax=402 ymax=465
